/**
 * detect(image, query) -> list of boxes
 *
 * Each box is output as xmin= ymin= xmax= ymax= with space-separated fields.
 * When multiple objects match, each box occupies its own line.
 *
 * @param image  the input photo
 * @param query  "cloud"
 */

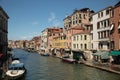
xmin=29 ymin=32 xmax=40 ymax=36
xmin=19 ymin=32 xmax=40 ymax=40
xmin=53 ymin=20 xmax=60 ymax=26
xmin=20 ymin=36 xmax=28 ymax=40
xmin=31 ymin=21 xmax=39 ymax=25
xmin=48 ymin=12 xmax=56 ymax=22
xmin=48 ymin=12 xmax=61 ymax=26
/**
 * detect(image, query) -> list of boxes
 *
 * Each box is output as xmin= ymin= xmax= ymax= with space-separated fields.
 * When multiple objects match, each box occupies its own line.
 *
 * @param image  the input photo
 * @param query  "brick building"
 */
xmin=110 ymin=1 xmax=120 ymax=50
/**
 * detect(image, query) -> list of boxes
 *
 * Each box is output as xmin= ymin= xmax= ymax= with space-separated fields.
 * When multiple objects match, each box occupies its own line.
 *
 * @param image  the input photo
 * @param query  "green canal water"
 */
xmin=12 ymin=49 xmax=120 ymax=80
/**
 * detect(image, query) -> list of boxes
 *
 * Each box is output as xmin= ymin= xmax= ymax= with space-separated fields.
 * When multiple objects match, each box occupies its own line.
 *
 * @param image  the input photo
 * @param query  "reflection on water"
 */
xmin=12 ymin=49 xmax=120 ymax=80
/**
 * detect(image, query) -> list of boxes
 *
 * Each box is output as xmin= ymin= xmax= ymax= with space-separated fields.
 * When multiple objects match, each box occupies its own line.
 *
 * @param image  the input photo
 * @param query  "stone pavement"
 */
xmin=84 ymin=61 xmax=120 ymax=75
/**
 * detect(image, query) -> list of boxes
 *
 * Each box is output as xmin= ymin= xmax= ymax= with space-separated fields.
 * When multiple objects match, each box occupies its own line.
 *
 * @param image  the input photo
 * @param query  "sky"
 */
xmin=0 ymin=0 xmax=119 ymax=40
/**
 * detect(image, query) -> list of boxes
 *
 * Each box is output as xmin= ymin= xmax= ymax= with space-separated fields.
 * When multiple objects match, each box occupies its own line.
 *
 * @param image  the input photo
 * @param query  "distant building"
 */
xmin=31 ymin=36 xmax=41 ymax=50
xmin=110 ymin=1 xmax=120 ymax=50
xmin=47 ymin=27 xmax=63 ymax=49
xmin=63 ymin=8 xmax=94 ymax=49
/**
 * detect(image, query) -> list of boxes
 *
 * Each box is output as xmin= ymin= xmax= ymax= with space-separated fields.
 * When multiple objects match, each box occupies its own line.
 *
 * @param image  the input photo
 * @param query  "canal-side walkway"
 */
xmin=84 ymin=61 xmax=120 ymax=75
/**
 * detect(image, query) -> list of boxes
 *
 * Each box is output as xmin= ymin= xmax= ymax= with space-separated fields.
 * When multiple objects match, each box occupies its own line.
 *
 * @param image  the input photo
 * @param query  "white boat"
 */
xmin=11 ymin=60 xmax=20 ymax=64
xmin=6 ymin=63 xmax=26 ymax=80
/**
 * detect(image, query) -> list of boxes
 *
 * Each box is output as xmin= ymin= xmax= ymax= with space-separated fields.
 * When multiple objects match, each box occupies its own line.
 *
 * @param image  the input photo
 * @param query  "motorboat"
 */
xmin=41 ymin=53 xmax=50 ymax=56
xmin=62 ymin=58 xmax=78 ymax=64
xmin=11 ymin=60 xmax=20 ymax=64
xmin=11 ymin=58 xmax=20 ymax=64
xmin=6 ymin=63 xmax=26 ymax=80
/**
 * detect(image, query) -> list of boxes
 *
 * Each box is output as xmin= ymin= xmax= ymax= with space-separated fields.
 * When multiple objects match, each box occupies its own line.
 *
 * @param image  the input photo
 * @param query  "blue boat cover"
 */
xmin=9 ymin=63 xmax=24 ymax=69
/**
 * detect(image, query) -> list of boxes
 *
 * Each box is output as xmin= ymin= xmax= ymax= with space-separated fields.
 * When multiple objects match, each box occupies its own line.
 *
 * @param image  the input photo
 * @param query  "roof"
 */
xmin=115 ymin=1 xmax=120 ymax=7
xmin=0 ymin=6 xmax=9 ymax=19
xmin=73 ymin=30 xmax=91 ymax=35
xmin=71 ymin=26 xmax=83 ymax=30
xmin=92 ymin=6 xmax=113 ymax=16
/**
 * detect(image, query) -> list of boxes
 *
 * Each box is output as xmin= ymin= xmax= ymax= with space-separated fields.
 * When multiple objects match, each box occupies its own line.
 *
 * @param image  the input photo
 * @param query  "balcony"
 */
xmin=98 ymin=37 xmax=109 ymax=42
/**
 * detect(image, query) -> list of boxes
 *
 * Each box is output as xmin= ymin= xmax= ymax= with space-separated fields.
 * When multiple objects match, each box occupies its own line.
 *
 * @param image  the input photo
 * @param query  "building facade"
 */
xmin=91 ymin=6 xmax=112 ymax=51
xmin=40 ymin=29 xmax=48 ymax=52
xmin=72 ymin=31 xmax=91 ymax=51
xmin=0 ymin=6 xmax=9 ymax=79
xmin=63 ymin=8 xmax=94 ymax=49
xmin=110 ymin=1 xmax=120 ymax=50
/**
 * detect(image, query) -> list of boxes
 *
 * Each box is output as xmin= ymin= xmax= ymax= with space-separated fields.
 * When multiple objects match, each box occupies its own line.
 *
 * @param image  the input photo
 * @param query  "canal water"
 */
xmin=12 ymin=49 xmax=120 ymax=80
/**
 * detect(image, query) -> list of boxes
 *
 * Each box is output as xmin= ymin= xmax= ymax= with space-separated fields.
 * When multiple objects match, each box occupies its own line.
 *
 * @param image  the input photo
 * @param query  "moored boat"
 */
xmin=41 ymin=53 xmax=50 ymax=56
xmin=6 ymin=63 xmax=26 ymax=80
xmin=62 ymin=58 xmax=78 ymax=64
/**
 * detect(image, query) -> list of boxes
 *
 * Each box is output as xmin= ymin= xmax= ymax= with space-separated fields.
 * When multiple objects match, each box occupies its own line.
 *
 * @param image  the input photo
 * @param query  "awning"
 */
xmin=100 ymin=52 xmax=109 ymax=59
xmin=93 ymin=51 xmax=109 ymax=59
xmin=110 ymin=24 xmax=114 ymax=30
xmin=92 ymin=51 xmax=101 ymax=56
xmin=118 ymin=24 xmax=120 ymax=29
xmin=109 ymin=51 xmax=120 ymax=56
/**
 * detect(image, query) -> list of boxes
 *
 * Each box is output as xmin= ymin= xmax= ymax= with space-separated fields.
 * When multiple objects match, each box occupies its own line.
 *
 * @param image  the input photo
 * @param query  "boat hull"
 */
xmin=6 ymin=70 xmax=26 ymax=80
xmin=6 ymin=74 xmax=25 ymax=80
xmin=62 ymin=58 xmax=78 ymax=64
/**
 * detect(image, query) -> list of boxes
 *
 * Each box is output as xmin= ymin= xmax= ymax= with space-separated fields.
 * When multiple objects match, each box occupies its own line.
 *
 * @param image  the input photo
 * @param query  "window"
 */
xmin=81 ymin=44 xmax=83 ymax=49
xmin=111 ymin=10 xmax=114 ymax=17
xmin=104 ymin=31 xmax=106 ymax=38
xmin=79 ymin=14 xmax=81 ymax=18
xmin=101 ymin=32 xmax=103 ymax=39
xmin=84 ymin=14 xmax=86 ymax=19
xmin=73 ymin=44 xmax=76 ymax=48
xmin=110 ymin=24 xmax=114 ymax=34
xmin=84 ymin=35 xmax=87 ymax=40
xmin=98 ymin=13 xmax=100 ymax=18
xmin=76 ymin=20 xmax=77 ymax=24
xmin=77 ymin=36 xmax=79 ymax=41
xmin=106 ymin=9 xmax=109 ymax=15
xmin=77 ymin=44 xmax=79 ymax=48
xmin=107 ymin=19 xmax=110 ymax=26
xmin=97 ymin=22 xmax=100 ymax=29
xmin=73 ymin=36 xmax=76 ymax=41
xmin=98 ymin=32 xmax=100 ymax=39
xmin=81 ymin=35 xmax=82 ymax=40
xmin=104 ymin=21 xmax=106 ymax=27
xmin=101 ymin=12 xmax=103 ymax=17
xmin=84 ymin=44 xmax=87 ymax=50
xmin=118 ymin=22 xmax=120 ymax=33
xmin=73 ymin=21 xmax=75 ymax=24
xmin=64 ymin=36 xmax=66 ymax=39
xmin=86 ymin=26 xmax=89 ymax=30
xmin=79 ymin=20 xmax=81 ymax=23
xmin=101 ymin=21 xmax=103 ymax=27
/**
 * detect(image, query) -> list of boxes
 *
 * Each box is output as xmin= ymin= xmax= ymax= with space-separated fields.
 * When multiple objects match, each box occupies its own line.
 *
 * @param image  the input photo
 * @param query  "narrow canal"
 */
xmin=12 ymin=49 xmax=120 ymax=80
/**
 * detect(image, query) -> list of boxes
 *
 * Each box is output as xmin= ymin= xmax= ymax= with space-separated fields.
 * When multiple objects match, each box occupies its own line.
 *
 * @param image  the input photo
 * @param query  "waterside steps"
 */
xmin=84 ymin=62 xmax=120 ymax=75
